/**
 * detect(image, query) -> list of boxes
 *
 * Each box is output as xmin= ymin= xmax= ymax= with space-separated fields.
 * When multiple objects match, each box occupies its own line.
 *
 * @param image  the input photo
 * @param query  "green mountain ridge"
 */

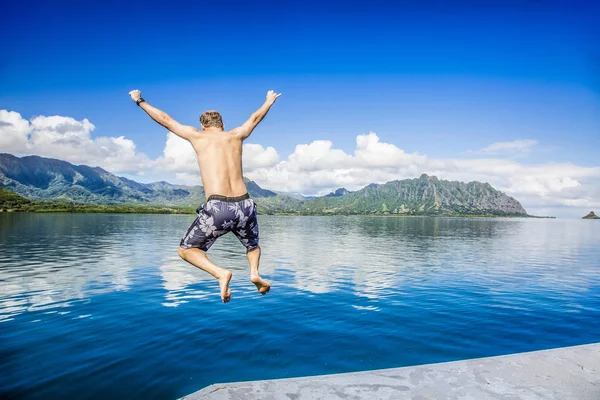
xmin=1 ymin=153 xmax=529 ymax=216
xmin=298 ymin=174 xmax=526 ymax=216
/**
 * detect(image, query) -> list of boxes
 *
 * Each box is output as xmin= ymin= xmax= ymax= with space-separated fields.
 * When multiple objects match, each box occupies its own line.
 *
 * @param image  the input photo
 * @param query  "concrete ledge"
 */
xmin=181 ymin=343 xmax=600 ymax=400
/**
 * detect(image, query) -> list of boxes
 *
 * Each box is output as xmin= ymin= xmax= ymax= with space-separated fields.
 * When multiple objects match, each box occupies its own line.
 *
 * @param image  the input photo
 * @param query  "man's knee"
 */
xmin=247 ymin=245 xmax=261 ymax=255
xmin=178 ymin=246 xmax=188 ymax=259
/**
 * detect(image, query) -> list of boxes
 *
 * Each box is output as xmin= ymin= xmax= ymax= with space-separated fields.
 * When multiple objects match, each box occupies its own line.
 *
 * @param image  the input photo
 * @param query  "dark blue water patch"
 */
xmin=1 ymin=214 xmax=599 ymax=399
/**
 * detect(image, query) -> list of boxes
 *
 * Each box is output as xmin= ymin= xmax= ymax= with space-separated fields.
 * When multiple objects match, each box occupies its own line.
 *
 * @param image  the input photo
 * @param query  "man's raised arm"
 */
xmin=129 ymin=90 xmax=198 ymax=141
xmin=233 ymin=90 xmax=281 ymax=140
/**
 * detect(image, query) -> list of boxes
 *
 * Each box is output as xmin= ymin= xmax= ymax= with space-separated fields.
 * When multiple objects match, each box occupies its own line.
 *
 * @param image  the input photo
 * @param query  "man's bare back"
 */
xmin=189 ymin=128 xmax=247 ymax=198
xmin=129 ymin=89 xmax=281 ymax=303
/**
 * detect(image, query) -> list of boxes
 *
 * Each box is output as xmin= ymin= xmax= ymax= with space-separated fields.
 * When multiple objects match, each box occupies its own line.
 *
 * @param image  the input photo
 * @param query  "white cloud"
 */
xmin=0 ymin=110 xmax=30 ymax=152
xmin=288 ymin=140 xmax=353 ymax=171
xmin=0 ymin=111 xmax=151 ymax=174
xmin=242 ymin=143 xmax=280 ymax=169
xmin=355 ymin=132 xmax=428 ymax=168
xmin=478 ymin=139 xmax=538 ymax=156
xmin=154 ymin=132 xmax=198 ymax=173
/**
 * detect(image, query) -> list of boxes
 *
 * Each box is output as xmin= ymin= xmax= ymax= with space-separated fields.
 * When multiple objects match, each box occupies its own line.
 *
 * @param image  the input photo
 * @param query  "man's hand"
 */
xmin=266 ymin=90 xmax=281 ymax=104
xmin=129 ymin=90 xmax=142 ymax=103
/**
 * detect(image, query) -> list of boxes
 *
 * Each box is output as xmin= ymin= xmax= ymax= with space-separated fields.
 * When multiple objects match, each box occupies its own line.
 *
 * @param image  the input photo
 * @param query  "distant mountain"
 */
xmin=243 ymin=177 xmax=277 ymax=198
xmin=325 ymin=188 xmax=352 ymax=197
xmin=0 ymin=153 xmax=170 ymax=204
xmin=582 ymin=211 xmax=599 ymax=219
xmin=0 ymin=154 xmax=271 ymax=206
xmin=0 ymin=154 xmax=529 ymax=216
xmin=299 ymin=174 xmax=527 ymax=216
xmin=272 ymin=191 xmax=308 ymax=201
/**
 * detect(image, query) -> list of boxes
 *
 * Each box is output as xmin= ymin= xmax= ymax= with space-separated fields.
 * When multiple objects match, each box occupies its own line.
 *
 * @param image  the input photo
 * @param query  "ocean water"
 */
xmin=1 ymin=213 xmax=599 ymax=399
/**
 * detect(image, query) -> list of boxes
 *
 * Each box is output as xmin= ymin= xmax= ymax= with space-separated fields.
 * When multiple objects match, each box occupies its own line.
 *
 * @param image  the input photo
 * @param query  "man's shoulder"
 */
xmin=225 ymin=128 xmax=245 ymax=140
xmin=192 ymin=130 xmax=242 ymax=144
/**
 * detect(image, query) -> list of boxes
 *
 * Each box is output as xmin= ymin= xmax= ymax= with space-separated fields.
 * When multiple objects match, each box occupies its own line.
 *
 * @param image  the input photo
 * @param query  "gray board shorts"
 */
xmin=180 ymin=193 xmax=259 ymax=252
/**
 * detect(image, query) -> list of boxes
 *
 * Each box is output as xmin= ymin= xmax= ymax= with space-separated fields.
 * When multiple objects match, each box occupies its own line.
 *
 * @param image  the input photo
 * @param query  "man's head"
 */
xmin=200 ymin=110 xmax=224 ymax=130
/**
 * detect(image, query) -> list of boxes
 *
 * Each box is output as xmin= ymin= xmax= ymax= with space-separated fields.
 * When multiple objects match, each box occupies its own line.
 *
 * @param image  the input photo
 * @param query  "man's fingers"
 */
xmin=266 ymin=90 xmax=281 ymax=100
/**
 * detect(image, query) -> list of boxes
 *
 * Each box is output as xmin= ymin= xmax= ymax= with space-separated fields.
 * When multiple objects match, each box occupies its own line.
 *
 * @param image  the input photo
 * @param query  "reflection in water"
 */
xmin=0 ymin=214 xmax=143 ymax=321
xmin=1 ymin=213 xmax=599 ymax=399
xmin=2 ymin=215 xmax=599 ymax=318
xmin=156 ymin=215 xmax=599 ymax=313
xmin=160 ymin=255 xmax=212 ymax=307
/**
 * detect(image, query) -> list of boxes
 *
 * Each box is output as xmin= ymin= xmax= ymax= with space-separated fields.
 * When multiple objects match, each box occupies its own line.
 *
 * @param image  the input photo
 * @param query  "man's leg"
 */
xmin=247 ymin=246 xmax=270 ymax=295
xmin=178 ymin=247 xmax=232 ymax=303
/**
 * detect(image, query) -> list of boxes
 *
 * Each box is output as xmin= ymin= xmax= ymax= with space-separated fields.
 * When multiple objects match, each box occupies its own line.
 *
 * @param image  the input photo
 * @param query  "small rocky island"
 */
xmin=582 ymin=211 xmax=599 ymax=219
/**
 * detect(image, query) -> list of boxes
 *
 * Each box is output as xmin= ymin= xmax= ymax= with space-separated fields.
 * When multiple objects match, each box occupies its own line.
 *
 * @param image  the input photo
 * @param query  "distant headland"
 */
xmin=582 ymin=211 xmax=599 ymax=219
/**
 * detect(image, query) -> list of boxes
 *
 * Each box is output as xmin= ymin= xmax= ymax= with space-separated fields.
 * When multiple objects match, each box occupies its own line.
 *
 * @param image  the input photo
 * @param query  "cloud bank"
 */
xmin=1 ymin=110 xmax=599 ymax=217
xmin=0 ymin=110 xmax=152 ymax=173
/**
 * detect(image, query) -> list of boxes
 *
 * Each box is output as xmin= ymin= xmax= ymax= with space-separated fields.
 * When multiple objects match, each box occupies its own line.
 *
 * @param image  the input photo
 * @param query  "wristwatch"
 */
xmin=136 ymin=97 xmax=145 ymax=106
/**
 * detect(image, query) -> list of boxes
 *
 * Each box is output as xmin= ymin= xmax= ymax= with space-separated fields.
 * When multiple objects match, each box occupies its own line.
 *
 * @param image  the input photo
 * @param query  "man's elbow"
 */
xmin=158 ymin=116 xmax=174 ymax=129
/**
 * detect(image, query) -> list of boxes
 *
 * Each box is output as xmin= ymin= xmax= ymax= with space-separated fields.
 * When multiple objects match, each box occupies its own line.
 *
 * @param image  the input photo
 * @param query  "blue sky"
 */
xmin=1 ymin=0 xmax=599 ymax=217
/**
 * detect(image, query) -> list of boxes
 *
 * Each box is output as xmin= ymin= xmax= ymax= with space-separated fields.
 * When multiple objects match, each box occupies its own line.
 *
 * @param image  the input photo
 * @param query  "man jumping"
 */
xmin=129 ymin=89 xmax=281 ymax=303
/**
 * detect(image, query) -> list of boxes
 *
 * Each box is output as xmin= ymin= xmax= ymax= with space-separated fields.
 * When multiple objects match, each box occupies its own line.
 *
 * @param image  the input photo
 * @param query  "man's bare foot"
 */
xmin=217 ymin=270 xmax=233 ymax=303
xmin=250 ymin=273 xmax=270 ymax=295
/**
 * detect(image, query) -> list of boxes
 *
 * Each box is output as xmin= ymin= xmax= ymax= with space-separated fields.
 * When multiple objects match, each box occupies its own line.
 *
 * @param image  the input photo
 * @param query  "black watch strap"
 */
xmin=136 ymin=97 xmax=145 ymax=106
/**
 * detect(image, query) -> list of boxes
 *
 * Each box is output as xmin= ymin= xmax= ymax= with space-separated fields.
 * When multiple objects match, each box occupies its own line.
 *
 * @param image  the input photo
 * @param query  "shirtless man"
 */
xmin=129 ymin=89 xmax=281 ymax=303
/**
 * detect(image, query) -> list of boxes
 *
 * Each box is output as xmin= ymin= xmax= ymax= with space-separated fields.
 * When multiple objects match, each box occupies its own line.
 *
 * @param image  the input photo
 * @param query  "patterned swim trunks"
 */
xmin=180 ymin=193 xmax=259 ymax=252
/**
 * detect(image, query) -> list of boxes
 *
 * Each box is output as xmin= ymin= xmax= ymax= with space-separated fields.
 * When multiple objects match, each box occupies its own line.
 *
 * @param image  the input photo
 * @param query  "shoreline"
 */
xmin=0 ymin=208 xmax=554 ymax=218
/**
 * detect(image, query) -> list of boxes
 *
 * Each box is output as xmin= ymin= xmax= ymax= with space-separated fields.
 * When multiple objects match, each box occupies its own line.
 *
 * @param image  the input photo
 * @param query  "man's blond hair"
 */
xmin=200 ymin=110 xmax=224 ymax=129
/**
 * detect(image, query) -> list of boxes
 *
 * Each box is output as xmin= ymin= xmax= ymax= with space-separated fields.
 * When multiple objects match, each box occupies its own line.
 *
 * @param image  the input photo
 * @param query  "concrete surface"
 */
xmin=181 ymin=343 xmax=600 ymax=400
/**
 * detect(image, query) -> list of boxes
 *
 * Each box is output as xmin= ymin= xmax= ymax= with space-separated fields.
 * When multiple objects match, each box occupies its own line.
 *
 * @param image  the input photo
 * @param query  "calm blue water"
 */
xmin=1 ymin=214 xmax=599 ymax=399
